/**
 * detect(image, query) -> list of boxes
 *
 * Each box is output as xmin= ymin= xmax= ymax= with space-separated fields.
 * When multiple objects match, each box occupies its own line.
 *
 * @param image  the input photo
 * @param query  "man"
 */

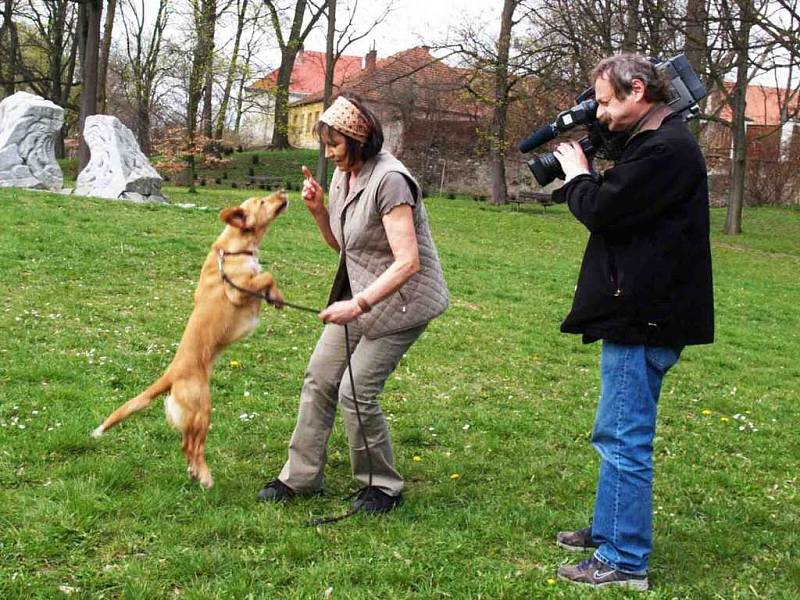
xmin=550 ymin=54 xmax=714 ymax=590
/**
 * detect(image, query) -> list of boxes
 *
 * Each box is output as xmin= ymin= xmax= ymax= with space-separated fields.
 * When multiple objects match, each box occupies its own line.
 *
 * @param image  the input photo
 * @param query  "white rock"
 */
xmin=74 ymin=115 xmax=168 ymax=204
xmin=0 ymin=92 xmax=64 ymax=191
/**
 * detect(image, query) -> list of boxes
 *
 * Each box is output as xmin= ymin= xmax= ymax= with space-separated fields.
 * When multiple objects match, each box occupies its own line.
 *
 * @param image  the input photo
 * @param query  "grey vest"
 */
xmin=328 ymin=151 xmax=449 ymax=338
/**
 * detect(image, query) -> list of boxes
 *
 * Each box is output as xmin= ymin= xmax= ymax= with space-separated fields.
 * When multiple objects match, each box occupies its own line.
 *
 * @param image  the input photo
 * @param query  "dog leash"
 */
xmin=218 ymin=249 xmax=376 ymax=526
xmin=217 ymin=250 xmax=321 ymax=314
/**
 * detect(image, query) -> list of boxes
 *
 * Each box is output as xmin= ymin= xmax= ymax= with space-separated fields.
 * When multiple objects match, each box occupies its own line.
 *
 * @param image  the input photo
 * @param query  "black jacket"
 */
xmin=553 ymin=111 xmax=714 ymax=346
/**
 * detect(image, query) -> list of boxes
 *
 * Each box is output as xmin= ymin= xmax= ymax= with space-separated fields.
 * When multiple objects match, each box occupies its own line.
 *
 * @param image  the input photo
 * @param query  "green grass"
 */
xmin=59 ymin=148 xmax=321 ymax=190
xmin=1 ymin=186 xmax=798 ymax=599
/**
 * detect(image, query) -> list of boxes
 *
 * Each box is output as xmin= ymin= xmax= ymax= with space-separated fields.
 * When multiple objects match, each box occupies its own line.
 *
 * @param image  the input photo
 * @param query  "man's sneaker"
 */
xmin=557 ymin=557 xmax=649 ymax=591
xmin=351 ymin=486 xmax=403 ymax=514
xmin=556 ymin=526 xmax=599 ymax=551
xmin=256 ymin=479 xmax=322 ymax=502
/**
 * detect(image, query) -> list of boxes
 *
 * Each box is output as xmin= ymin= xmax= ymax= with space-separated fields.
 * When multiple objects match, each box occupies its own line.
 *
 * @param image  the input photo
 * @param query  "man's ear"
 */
xmin=630 ymin=78 xmax=646 ymax=101
xmin=219 ymin=206 xmax=249 ymax=229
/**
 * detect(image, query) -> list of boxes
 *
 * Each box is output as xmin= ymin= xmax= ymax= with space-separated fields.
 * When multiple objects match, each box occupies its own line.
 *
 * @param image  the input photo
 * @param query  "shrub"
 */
xmin=446 ymin=192 xmax=456 ymax=200
xmin=251 ymin=154 xmax=260 ymax=165
xmin=247 ymin=167 xmax=255 ymax=177
xmin=231 ymin=182 xmax=238 ymax=189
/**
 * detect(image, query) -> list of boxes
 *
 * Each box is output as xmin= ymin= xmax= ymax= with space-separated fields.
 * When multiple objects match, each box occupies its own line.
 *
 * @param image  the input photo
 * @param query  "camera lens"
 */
xmin=527 ymin=153 xmax=564 ymax=187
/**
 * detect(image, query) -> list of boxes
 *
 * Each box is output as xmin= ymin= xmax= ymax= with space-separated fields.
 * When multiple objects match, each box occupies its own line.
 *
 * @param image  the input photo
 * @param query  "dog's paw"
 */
xmin=91 ymin=426 xmax=105 ymax=438
xmin=268 ymin=288 xmax=285 ymax=309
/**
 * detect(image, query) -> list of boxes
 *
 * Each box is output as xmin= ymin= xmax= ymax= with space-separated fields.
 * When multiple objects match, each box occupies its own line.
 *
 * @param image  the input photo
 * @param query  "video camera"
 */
xmin=518 ymin=54 xmax=707 ymax=187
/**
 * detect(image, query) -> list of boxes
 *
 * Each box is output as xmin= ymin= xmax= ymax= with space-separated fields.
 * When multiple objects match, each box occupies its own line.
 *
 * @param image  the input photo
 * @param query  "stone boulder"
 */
xmin=0 ymin=91 xmax=64 ymax=191
xmin=74 ymin=115 xmax=167 ymax=203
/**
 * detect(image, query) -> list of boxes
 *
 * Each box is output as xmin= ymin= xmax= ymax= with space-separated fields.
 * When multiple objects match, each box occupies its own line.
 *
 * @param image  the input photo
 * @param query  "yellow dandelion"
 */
xmin=546 ymin=578 xmax=557 ymax=586
xmin=450 ymin=473 xmax=460 ymax=480
xmin=229 ymin=359 xmax=241 ymax=368
xmin=701 ymin=409 xmax=712 ymax=416
xmin=413 ymin=455 xmax=422 ymax=462
xmin=720 ymin=416 xmax=730 ymax=422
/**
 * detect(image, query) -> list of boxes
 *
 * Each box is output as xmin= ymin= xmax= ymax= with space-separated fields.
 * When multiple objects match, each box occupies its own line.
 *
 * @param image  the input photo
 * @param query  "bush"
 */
xmin=251 ymin=154 xmax=260 ymax=165
xmin=237 ymin=145 xmax=243 ymax=153
xmin=446 ymin=192 xmax=456 ymax=200
xmin=231 ymin=182 xmax=238 ymax=189
xmin=222 ymin=172 xmax=228 ymax=179
xmin=214 ymin=178 xmax=221 ymax=185
xmin=746 ymin=158 xmax=800 ymax=205
xmin=247 ymin=167 xmax=255 ymax=177
xmin=199 ymin=178 xmax=206 ymax=186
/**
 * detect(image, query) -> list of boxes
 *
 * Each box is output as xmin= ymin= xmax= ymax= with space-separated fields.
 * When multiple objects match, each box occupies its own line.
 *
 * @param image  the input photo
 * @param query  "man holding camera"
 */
xmin=550 ymin=54 xmax=714 ymax=590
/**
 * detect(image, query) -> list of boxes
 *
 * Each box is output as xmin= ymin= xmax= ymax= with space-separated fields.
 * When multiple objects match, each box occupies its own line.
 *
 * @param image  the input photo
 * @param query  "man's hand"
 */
xmin=319 ymin=299 xmax=362 ymax=325
xmin=553 ymin=141 xmax=591 ymax=182
xmin=301 ymin=165 xmax=325 ymax=215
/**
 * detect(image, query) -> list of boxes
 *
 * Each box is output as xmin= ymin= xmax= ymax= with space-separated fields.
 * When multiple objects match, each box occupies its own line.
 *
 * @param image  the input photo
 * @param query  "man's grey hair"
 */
xmin=591 ymin=54 xmax=671 ymax=103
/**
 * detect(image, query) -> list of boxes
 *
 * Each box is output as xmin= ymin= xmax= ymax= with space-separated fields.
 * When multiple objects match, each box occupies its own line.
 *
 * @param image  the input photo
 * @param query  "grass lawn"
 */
xmin=59 ymin=149 xmax=321 ymax=191
xmin=1 ymin=185 xmax=798 ymax=599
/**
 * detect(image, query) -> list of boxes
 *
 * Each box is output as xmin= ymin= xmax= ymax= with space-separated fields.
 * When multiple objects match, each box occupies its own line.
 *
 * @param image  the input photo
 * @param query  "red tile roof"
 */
xmin=291 ymin=46 xmax=480 ymax=118
xmin=252 ymin=49 xmax=364 ymax=95
xmin=710 ymin=83 xmax=800 ymax=126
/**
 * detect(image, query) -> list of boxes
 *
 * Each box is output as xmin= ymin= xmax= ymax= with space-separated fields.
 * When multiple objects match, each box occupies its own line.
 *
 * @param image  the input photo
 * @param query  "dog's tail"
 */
xmin=91 ymin=373 xmax=172 ymax=438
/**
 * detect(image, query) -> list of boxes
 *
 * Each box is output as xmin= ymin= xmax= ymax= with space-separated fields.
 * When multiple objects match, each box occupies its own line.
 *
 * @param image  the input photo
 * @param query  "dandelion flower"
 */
xmin=701 ymin=409 xmax=712 ymax=416
xmin=413 ymin=455 xmax=422 ymax=462
xmin=720 ymin=416 xmax=730 ymax=422
xmin=546 ymin=578 xmax=557 ymax=586
xmin=450 ymin=473 xmax=460 ymax=480
xmin=229 ymin=359 xmax=241 ymax=368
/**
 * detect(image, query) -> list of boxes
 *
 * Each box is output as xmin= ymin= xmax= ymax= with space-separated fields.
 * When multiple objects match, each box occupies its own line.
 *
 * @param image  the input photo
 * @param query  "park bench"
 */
xmin=245 ymin=175 xmax=285 ymax=190
xmin=511 ymin=190 xmax=554 ymax=212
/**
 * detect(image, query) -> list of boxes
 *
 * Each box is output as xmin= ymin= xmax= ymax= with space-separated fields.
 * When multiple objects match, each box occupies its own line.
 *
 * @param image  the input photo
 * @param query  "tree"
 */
xmin=77 ymin=0 xmax=103 ymax=170
xmin=117 ymin=0 xmax=171 ymax=155
xmin=0 ymin=0 xmax=20 ymax=96
xmin=97 ymin=0 xmax=116 ymax=113
xmin=263 ymin=0 xmax=326 ymax=149
xmin=446 ymin=0 xmax=545 ymax=204
xmin=214 ymin=0 xmax=248 ymax=139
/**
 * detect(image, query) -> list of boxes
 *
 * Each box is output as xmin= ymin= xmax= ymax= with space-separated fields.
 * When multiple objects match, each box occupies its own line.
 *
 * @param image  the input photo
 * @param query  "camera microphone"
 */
xmin=518 ymin=124 xmax=558 ymax=153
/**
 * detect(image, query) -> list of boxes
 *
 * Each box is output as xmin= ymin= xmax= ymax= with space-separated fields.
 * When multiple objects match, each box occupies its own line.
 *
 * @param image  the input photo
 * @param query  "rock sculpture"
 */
xmin=75 ymin=115 xmax=167 ymax=203
xmin=0 ymin=92 xmax=64 ymax=191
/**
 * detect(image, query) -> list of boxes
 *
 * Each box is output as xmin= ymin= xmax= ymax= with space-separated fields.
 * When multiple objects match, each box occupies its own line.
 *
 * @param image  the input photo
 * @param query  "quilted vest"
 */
xmin=328 ymin=151 xmax=449 ymax=338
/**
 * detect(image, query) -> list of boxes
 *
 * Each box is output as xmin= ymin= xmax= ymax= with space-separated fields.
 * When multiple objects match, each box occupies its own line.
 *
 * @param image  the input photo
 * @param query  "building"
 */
xmin=238 ymin=47 xmax=364 ymax=147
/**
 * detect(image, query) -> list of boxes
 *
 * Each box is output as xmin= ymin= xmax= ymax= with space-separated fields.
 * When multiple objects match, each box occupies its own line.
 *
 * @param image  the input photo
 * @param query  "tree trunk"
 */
xmin=97 ymin=0 xmax=116 ymax=113
xmin=1 ymin=0 xmax=19 ymax=96
xmin=724 ymin=0 xmax=752 ymax=235
xmin=621 ymin=0 xmax=639 ymax=52
xmin=316 ymin=0 xmax=336 ymax=189
xmin=78 ymin=0 xmax=103 ymax=171
xmin=489 ymin=0 xmax=515 ymax=205
xmin=265 ymin=0 xmax=325 ymax=149
xmin=684 ymin=0 xmax=707 ymax=138
xmin=215 ymin=0 xmax=248 ymax=139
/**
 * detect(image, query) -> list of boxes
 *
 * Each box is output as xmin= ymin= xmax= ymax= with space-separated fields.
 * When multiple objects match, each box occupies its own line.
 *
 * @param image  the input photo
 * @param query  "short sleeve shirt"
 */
xmin=375 ymin=171 xmax=417 ymax=216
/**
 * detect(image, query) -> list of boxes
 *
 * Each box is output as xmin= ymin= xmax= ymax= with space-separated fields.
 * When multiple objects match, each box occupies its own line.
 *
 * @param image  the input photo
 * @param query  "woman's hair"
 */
xmin=314 ymin=94 xmax=383 ymax=167
xmin=590 ymin=54 xmax=672 ymax=103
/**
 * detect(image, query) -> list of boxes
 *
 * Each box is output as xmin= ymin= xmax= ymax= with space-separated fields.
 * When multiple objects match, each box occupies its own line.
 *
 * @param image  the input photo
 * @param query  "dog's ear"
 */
xmin=219 ymin=206 xmax=249 ymax=230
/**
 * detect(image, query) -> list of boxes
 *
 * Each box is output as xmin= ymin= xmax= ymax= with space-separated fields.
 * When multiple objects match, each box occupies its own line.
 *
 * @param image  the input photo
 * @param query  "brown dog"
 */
xmin=92 ymin=192 xmax=288 ymax=488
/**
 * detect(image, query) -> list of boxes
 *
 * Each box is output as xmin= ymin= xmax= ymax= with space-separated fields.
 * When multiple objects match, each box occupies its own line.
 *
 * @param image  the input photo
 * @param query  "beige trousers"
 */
xmin=278 ymin=321 xmax=426 ymax=496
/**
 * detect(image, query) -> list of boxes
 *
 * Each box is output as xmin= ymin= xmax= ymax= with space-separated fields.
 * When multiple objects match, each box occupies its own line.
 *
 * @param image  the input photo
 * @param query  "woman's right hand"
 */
xmin=301 ymin=165 xmax=324 ymax=214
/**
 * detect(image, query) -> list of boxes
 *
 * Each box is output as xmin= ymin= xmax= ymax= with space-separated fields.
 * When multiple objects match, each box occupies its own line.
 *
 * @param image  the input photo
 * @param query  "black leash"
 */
xmin=218 ymin=249 xmax=376 ymax=526
xmin=217 ymin=249 xmax=321 ymax=314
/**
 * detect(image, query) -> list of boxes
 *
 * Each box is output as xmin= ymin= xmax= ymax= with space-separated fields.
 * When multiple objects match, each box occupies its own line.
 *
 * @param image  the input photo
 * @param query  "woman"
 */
xmin=257 ymin=94 xmax=448 ymax=513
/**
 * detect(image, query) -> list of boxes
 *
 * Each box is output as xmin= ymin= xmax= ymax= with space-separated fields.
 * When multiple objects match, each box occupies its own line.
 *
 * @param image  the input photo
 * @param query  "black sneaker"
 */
xmin=351 ymin=486 xmax=403 ymax=514
xmin=557 ymin=556 xmax=649 ymax=591
xmin=556 ymin=526 xmax=599 ymax=551
xmin=257 ymin=479 xmax=322 ymax=502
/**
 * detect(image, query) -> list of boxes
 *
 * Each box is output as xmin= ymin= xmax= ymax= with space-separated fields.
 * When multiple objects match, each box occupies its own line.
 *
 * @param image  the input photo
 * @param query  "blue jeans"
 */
xmin=591 ymin=342 xmax=682 ymax=575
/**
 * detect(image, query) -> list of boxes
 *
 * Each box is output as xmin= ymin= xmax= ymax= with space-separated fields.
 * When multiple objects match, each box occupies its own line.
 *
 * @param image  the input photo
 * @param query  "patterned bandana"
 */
xmin=319 ymin=96 xmax=370 ymax=144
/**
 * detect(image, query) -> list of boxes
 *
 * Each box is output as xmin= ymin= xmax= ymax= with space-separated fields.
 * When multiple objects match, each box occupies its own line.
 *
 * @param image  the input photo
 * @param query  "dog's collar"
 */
xmin=218 ymin=250 xmax=256 ymax=257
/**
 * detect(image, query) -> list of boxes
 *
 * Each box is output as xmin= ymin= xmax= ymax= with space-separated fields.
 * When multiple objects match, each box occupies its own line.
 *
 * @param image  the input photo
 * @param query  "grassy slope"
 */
xmin=0 ymin=186 xmax=798 ymax=599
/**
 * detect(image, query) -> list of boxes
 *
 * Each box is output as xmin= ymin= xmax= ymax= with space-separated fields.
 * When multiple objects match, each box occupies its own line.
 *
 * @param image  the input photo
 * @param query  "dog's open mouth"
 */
xmin=276 ymin=198 xmax=289 ymax=215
